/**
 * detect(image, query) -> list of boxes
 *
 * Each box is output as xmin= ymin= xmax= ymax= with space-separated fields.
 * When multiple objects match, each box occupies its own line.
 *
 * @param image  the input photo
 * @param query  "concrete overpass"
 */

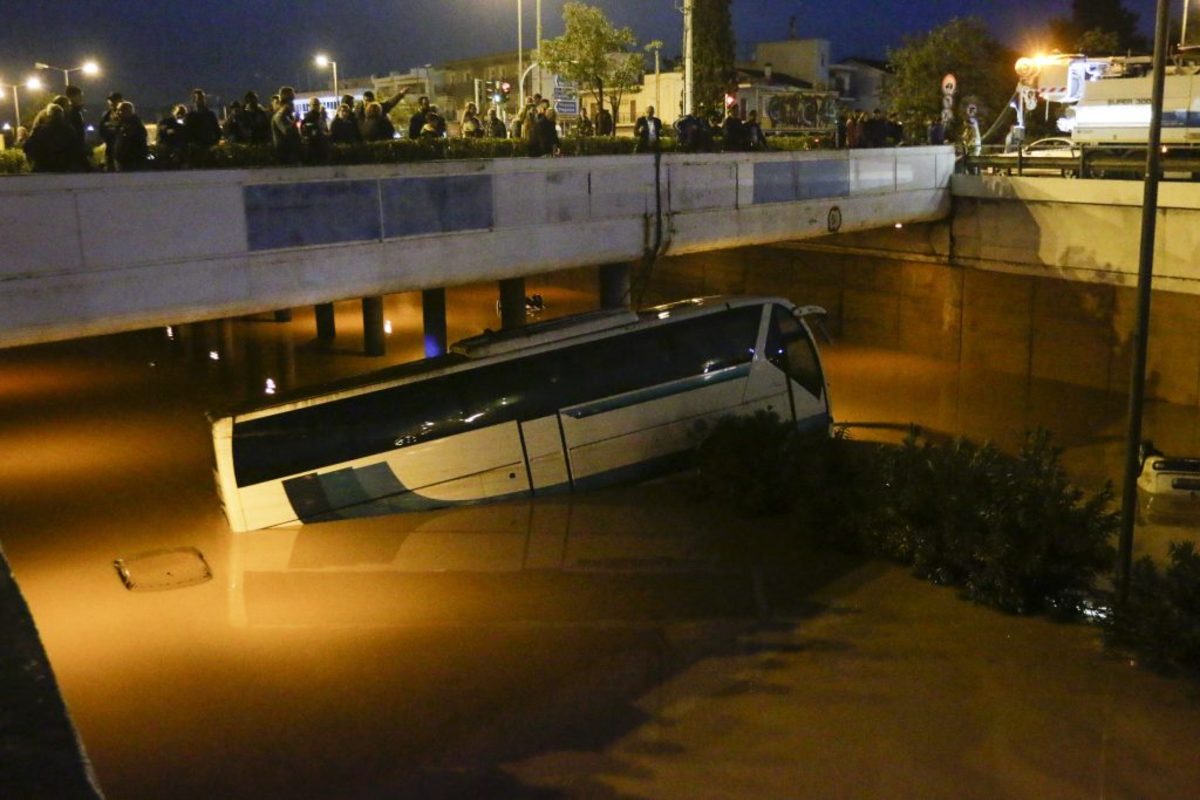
xmin=0 ymin=146 xmax=953 ymax=349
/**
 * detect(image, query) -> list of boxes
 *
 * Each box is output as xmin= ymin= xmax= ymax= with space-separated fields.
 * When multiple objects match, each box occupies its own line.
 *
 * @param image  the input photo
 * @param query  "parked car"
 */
xmin=995 ymin=137 xmax=1082 ymax=177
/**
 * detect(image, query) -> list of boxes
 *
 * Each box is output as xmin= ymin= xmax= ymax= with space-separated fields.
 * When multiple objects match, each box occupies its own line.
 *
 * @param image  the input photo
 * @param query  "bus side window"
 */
xmin=767 ymin=306 xmax=824 ymax=398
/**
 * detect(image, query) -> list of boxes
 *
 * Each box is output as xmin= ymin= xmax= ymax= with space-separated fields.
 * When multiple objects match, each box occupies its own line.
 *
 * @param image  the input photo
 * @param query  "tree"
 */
xmin=885 ymin=17 xmax=1016 ymax=143
xmin=692 ymin=0 xmax=736 ymax=119
xmin=1048 ymin=0 xmax=1146 ymax=53
xmin=539 ymin=2 xmax=642 ymax=126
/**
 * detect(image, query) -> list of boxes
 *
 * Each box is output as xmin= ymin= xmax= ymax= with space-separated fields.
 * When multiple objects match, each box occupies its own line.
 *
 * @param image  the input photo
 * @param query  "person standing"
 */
xmin=61 ymin=85 xmax=91 ymax=170
xmin=112 ymin=100 xmax=148 ymax=171
xmin=240 ymin=91 xmax=271 ymax=144
xmin=361 ymin=102 xmax=395 ymax=141
xmin=576 ymin=107 xmax=594 ymax=136
xmin=23 ymin=103 xmax=77 ymax=172
xmin=271 ymin=94 xmax=301 ymax=163
xmin=183 ymin=89 xmax=222 ymax=166
xmin=460 ymin=102 xmax=483 ymax=137
xmin=155 ymin=104 xmax=188 ymax=168
xmin=596 ymin=106 xmax=614 ymax=136
xmin=99 ymin=92 xmax=122 ymax=171
xmin=745 ymin=110 xmax=767 ymax=150
xmin=329 ymin=103 xmax=362 ymax=144
xmin=486 ymin=108 xmax=507 ymax=139
xmin=533 ymin=107 xmax=560 ymax=157
xmin=633 ymin=105 xmax=662 ymax=153
xmin=301 ymin=97 xmax=330 ymax=162
xmin=407 ymin=95 xmax=432 ymax=139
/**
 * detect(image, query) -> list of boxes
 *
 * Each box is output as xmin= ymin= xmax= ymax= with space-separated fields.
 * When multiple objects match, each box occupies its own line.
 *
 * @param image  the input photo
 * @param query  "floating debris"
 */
xmin=113 ymin=547 xmax=212 ymax=592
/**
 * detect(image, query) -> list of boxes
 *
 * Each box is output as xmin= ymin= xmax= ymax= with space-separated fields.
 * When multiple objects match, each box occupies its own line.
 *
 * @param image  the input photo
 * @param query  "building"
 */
xmin=829 ymin=58 xmax=891 ymax=112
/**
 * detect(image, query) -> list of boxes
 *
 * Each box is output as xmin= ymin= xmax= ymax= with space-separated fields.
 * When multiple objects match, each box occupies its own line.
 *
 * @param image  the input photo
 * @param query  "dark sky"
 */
xmin=0 ymin=0 xmax=1163 ymax=112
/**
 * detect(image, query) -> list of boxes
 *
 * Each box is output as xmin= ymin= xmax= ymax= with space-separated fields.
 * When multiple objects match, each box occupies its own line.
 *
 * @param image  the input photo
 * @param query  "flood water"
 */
xmin=3 ymin=269 xmax=1199 ymax=798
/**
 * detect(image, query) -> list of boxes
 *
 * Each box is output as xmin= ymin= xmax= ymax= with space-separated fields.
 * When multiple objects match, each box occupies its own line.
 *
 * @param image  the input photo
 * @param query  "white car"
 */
xmin=996 ymin=137 xmax=1082 ymax=176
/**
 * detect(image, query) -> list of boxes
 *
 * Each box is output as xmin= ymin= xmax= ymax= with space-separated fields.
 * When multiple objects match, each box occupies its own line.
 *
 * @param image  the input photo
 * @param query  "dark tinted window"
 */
xmin=766 ymin=305 xmax=823 ymax=397
xmin=234 ymin=304 xmax=764 ymax=486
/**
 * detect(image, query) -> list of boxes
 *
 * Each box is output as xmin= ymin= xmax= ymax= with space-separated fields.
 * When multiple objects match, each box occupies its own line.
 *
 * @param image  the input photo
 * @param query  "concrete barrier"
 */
xmin=0 ymin=147 xmax=953 ymax=348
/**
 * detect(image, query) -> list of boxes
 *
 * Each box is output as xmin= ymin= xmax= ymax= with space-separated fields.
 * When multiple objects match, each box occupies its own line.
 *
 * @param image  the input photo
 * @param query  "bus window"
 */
xmin=767 ymin=305 xmax=824 ymax=397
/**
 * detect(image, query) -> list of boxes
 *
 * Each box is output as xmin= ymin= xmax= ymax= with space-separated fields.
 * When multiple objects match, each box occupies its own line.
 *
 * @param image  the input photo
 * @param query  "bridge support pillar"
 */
xmin=314 ymin=303 xmax=336 ymax=340
xmin=362 ymin=296 xmax=385 ymax=357
xmin=273 ymin=309 xmax=293 ymax=323
xmin=422 ymin=288 xmax=448 ymax=357
xmin=599 ymin=262 xmax=632 ymax=310
xmin=499 ymin=278 xmax=525 ymax=330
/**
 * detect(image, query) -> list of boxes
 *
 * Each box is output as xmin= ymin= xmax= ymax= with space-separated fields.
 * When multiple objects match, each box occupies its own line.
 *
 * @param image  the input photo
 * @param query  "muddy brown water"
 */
xmin=2 ymin=280 xmax=1198 ymax=798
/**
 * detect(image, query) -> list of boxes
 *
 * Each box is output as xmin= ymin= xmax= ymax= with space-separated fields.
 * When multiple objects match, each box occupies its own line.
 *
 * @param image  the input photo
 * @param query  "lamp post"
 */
xmin=0 ymin=83 xmax=20 ymax=129
xmin=34 ymin=60 xmax=99 ymax=87
xmin=681 ymin=0 xmax=694 ymax=115
xmin=315 ymin=54 xmax=338 ymax=98
xmin=645 ymin=40 xmax=663 ymax=117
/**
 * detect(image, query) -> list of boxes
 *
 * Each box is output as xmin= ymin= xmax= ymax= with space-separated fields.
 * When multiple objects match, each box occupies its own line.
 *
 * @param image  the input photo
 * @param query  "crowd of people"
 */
xmin=13 ymin=82 xmax=936 ymax=174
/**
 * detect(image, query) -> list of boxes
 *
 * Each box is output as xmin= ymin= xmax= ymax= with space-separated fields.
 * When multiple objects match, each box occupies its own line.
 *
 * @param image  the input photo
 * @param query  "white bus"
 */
xmin=211 ymin=296 xmax=831 ymax=532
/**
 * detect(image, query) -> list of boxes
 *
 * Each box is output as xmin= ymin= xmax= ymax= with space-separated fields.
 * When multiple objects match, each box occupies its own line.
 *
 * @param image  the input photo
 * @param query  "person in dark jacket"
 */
xmin=745 ymin=110 xmax=767 ymax=150
xmin=531 ymin=107 xmax=560 ymax=157
xmin=300 ymin=97 xmax=329 ymax=163
xmin=183 ymin=89 xmax=221 ymax=166
xmin=62 ymin=85 xmax=91 ymax=170
xmin=240 ymin=91 xmax=271 ymax=144
xmin=155 ymin=104 xmax=187 ymax=168
xmin=408 ymin=95 xmax=431 ymax=139
xmin=361 ymin=102 xmax=396 ymax=141
xmin=486 ymin=109 xmax=507 ymax=139
xmin=329 ymin=103 xmax=362 ymax=144
xmin=721 ymin=112 xmax=748 ymax=151
xmin=596 ymin=106 xmax=614 ymax=136
xmin=633 ymin=105 xmax=663 ymax=152
xmin=23 ymin=103 xmax=77 ymax=172
xmin=221 ymin=100 xmax=245 ymax=142
xmin=99 ymin=92 xmax=122 ymax=171
xmin=355 ymin=88 xmax=407 ymax=130
xmin=271 ymin=97 xmax=301 ymax=163
xmin=112 ymin=100 xmax=148 ymax=171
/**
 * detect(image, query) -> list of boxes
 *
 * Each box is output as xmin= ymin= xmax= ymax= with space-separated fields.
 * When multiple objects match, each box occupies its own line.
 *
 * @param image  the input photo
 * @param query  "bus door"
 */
xmin=743 ymin=306 xmax=794 ymax=421
xmin=520 ymin=416 xmax=570 ymax=492
xmin=766 ymin=305 xmax=828 ymax=429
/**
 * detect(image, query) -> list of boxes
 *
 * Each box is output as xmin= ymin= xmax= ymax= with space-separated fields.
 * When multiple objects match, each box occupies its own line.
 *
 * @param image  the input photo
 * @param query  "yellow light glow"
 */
xmin=25 ymin=76 xmax=43 ymax=91
xmin=315 ymin=54 xmax=330 ymax=68
xmin=81 ymin=61 xmax=100 ymax=77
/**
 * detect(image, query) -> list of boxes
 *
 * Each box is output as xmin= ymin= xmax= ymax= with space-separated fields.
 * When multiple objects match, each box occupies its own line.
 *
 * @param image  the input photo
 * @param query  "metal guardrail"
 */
xmin=965 ymin=146 xmax=1200 ymax=179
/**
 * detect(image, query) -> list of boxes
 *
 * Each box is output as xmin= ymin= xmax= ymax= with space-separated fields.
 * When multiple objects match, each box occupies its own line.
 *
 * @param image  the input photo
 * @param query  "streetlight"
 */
xmin=315 ymin=54 xmax=338 ymax=98
xmin=34 ymin=60 xmax=100 ymax=87
xmin=645 ymin=40 xmax=663 ymax=117
xmin=516 ymin=0 xmax=543 ymax=109
xmin=2 ymin=76 xmax=43 ymax=127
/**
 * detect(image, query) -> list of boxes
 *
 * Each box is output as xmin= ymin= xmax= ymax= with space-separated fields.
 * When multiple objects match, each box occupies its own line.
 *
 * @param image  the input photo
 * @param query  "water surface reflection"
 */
xmin=1 ymin=279 xmax=1197 ymax=797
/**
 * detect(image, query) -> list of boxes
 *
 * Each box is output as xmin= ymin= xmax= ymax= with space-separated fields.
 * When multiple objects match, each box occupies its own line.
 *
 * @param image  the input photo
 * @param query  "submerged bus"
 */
xmin=211 ymin=296 xmax=831 ymax=532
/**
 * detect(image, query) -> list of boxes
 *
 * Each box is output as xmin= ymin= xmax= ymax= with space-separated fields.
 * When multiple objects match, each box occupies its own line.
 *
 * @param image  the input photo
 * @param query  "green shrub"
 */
xmin=1103 ymin=541 xmax=1200 ymax=676
xmin=0 ymin=149 xmax=28 ymax=174
xmin=695 ymin=420 xmax=1117 ymax=616
xmin=863 ymin=430 xmax=1117 ymax=615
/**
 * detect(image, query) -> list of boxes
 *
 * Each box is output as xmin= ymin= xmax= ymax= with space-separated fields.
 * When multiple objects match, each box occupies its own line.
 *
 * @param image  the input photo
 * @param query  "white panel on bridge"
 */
xmin=493 ymin=168 xmax=590 ymax=227
xmin=669 ymin=161 xmax=739 ymax=212
xmin=850 ymin=154 xmax=897 ymax=193
xmin=76 ymin=183 xmax=247 ymax=271
xmin=587 ymin=162 xmax=655 ymax=218
xmin=0 ymin=190 xmax=84 ymax=277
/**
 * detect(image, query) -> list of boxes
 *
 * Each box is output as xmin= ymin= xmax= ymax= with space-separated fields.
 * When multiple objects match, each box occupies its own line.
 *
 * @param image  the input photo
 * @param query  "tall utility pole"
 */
xmin=517 ymin=0 xmax=524 ymax=109
xmin=682 ymin=0 xmax=694 ymax=115
xmin=1117 ymin=0 xmax=1172 ymax=604
xmin=535 ymin=0 xmax=543 ymax=99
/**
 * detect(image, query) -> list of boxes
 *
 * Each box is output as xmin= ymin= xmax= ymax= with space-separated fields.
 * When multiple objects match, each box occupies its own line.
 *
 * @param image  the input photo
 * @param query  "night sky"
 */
xmin=0 ymin=0 xmax=1163 ymax=112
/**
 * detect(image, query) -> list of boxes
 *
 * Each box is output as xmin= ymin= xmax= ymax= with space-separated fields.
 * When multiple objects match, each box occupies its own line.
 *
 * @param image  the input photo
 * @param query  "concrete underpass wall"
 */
xmin=0 ymin=147 xmax=952 ymax=348
xmin=650 ymin=241 xmax=1200 ymax=409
